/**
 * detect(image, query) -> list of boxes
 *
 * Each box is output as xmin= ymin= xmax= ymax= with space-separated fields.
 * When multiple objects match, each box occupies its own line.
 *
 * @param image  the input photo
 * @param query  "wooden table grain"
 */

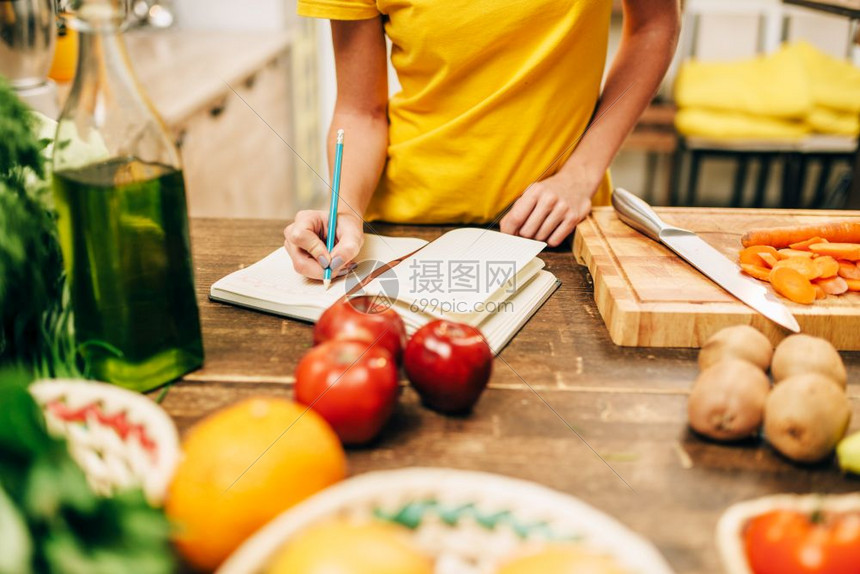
xmin=159 ymin=218 xmax=860 ymax=574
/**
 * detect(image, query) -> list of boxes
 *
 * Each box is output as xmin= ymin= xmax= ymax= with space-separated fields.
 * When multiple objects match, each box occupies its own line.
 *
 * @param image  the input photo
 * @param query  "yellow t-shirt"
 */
xmin=298 ymin=0 xmax=613 ymax=224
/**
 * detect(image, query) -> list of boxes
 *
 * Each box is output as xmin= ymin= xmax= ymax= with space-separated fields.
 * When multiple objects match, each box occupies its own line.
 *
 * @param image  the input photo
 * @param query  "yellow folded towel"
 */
xmin=675 ymin=41 xmax=860 ymax=138
xmin=786 ymin=41 xmax=860 ymax=116
xmin=807 ymin=105 xmax=860 ymax=136
xmin=674 ymin=47 xmax=812 ymax=120
xmin=675 ymin=108 xmax=810 ymax=140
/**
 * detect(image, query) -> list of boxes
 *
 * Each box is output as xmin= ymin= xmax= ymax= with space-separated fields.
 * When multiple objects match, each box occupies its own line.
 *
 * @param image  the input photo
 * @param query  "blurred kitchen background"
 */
xmin=8 ymin=0 xmax=860 ymax=218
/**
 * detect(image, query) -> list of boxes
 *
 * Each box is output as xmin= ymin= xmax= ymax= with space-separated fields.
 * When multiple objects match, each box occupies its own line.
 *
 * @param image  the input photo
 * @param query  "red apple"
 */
xmin=294 ymin=340 xmax=399 ymax=445
xmin=404 ymin=320 xmax=493 ymax=414
xmin=314 ymin=296 xmax=407 ymax=363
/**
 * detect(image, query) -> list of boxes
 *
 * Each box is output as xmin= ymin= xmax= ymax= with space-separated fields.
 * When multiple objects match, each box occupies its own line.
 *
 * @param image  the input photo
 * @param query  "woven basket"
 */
xmin=218 ymin=467 xmax=674 ymax=574
xmin=717 ymin=493 xmax=860 ymax=574
xmin=29 ymin=379 xmax=180 ymax=505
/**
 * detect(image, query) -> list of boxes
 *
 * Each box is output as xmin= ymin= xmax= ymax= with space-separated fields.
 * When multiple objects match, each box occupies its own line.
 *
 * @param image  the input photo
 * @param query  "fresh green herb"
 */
xmin=155 ymin=382 xmax=173 ymax=404
xmin=0 ymin=77 xmax=81 ymax=378
xmin=0 ymin=368 xmax=175 ymax=574
xmin=0 ymin=81 xmax=44 ymax=188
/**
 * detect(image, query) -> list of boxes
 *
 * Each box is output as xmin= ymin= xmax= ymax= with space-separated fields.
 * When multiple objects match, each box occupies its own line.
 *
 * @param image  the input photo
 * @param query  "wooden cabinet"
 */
xmin=55 ymin=31 xmax=299 ymax=218
xmin=112 ymin=30 xmax=297 ymax=219
xmin=173 ymin=52 xmax=295 ymax=219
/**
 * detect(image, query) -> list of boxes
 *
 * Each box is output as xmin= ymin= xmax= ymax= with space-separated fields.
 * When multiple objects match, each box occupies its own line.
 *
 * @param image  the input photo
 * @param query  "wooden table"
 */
xmin=159 ymin=218 xmax=860 ymax=574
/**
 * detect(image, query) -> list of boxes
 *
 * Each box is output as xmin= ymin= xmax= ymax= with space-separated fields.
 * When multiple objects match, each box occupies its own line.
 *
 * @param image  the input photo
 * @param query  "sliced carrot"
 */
xmin=772 ymin=257 xmax=819 ymax=280
xmin=759 ymin=252 xmax=780 ymax=269
xmin=740 ymin=264 xmax=772 ymax=282
xmin=813 ymin=284 xmax=827 ymax=300
xmin=789 ymin=236 xmax=828 ymax=251
xmin=770 ymin=266 xmax=816 ymax=305
xmin=815 ymin=275 xmax=849 ymax=295
xmin=846 ymin=279 xmax=860 ymax=291
xmin=837 ymin=260 xmax=860 ymax=280
xmin=739 ymin=245 xmax=780 ymax=267
xmin=777 ymin=248 xmax=814 ymax=260
xmin=742 ymin=221 xmax=860 ymax=248
xmin=813 ymin=256 xmax=839 ymax=279
xmin=808 ymin=243 xmax=860 ymax=261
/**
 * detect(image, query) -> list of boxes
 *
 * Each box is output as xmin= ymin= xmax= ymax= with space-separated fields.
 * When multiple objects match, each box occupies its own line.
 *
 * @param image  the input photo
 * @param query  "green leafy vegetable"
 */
xmin=0 ymin=81 xmax=44 ymax=188
xmin=0 ymin=76 xmax=80 ymax=377
xmin=0 ymin=368 xmax=175 ymax=574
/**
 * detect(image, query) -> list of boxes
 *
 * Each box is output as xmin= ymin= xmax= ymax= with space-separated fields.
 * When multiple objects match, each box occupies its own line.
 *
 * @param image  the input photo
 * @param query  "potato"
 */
xmin=764 ymin=373 xmax=852 ymax=464
xmin=688 ymin=358 xmax=770 ymax=441
xmin=771 ymin=334 xmax=846 ymax=389
xmin=698 ymin=325 xmax=772 ymax=371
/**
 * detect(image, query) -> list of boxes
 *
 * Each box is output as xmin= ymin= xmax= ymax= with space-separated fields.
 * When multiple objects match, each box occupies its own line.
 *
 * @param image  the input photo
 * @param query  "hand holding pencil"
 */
xmin=282 ymin=129 xmax=364 ymax=281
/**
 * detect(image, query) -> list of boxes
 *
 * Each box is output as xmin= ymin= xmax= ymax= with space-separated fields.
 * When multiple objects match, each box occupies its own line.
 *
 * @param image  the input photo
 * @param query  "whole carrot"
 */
xmin=741 ymin=221 xmax=860 ymax=249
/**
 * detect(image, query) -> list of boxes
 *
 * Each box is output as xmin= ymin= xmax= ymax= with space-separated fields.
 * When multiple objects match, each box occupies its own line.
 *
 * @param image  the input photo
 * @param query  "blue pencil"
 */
xmin=324 ymin=129 xmax=344 ymax=289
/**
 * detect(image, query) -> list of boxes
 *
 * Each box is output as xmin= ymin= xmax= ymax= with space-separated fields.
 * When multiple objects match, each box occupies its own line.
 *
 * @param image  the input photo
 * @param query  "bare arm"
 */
xmin=560 ymin=0 xmax=680 ymax=188
xmin=501 ymin=0 xmax=680 ymax=246
xmin=284 ymin=17 xmax=388 ymax=278
xmin=327 ymin=17 xmax=389 ymax=216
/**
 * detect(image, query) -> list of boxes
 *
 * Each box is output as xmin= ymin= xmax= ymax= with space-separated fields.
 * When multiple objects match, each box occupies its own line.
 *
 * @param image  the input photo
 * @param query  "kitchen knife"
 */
xmin=611 ymin=188 xmax=800 ymax=333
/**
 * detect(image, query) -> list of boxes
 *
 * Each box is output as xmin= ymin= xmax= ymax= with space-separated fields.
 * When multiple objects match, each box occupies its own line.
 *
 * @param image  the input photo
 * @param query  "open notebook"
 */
xmin=210 ymin=228 xmax=560 ymax=353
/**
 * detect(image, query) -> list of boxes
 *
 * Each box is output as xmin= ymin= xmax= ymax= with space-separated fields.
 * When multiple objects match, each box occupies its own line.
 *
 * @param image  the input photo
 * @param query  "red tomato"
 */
xmin=294 ymin=340 xmax=399 ymax=445
xmin=745 ymin=510 xmax=860 ymax=574
xmin=314 ymin=296 xmax=407 ymax=363
xmin=404 ymin=320 xmax=492 ymax=414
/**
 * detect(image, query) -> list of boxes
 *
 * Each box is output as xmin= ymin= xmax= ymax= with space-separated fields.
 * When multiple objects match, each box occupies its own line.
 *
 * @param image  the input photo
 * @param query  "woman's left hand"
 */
xmin=499 ymin=171 xmax=594 ymax=247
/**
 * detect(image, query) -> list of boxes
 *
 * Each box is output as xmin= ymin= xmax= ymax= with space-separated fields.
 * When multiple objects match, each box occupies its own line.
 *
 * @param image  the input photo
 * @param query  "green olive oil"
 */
xmin=53 ymin=157 xmax=203 ymax=390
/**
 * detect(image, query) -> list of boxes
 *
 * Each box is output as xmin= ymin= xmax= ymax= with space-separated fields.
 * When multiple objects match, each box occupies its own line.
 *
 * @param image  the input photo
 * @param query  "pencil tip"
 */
xmin=323 ymin=279 xmax=331 ymax=290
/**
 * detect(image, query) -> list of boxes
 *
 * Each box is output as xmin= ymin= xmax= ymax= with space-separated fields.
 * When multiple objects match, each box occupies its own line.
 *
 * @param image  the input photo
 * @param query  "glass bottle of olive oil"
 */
xmin=52 ymin=0 xmax=203 ymax=391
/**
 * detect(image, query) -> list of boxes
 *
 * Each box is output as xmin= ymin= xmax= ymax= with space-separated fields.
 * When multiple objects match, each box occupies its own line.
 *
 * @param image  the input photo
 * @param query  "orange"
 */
xmin=498 ymin=545 xmax=628 ymax=574
xmin=166 ymin=397 xmax=347 ymax=571
xmin=266 ymin=518 xmax=433 ymax=574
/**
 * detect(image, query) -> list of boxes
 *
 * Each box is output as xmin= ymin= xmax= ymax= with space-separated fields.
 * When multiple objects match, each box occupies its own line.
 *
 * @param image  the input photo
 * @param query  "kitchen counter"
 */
xmin=155 ymin=218 xmax=860 ymax=573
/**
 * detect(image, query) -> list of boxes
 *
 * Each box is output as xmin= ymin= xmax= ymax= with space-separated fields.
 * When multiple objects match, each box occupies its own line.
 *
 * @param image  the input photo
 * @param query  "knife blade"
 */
xmin=611 ymin=188 xmax=800 ymax=333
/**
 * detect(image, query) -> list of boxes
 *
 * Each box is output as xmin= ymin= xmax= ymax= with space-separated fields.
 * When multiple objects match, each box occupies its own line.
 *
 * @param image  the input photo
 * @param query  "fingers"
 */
xmin=546 ymin=213 xmax=579 ymax=247
xmin=285 ymin=209 xmax=366 ymax=279
xmin=288 ymin=211 xmax=330 ymax=264
xmin=500 ymin=179 xmax=593 ymax=246
xmin=329 ymin=216 xmax=364 ymax=274
xmin=546 ymin=200 xmax=590 ymax=247
xmin=289 ymin=226 xmax=331 ymax=268
xmin=292 ymin=209 xmax=327 ymax=238
xmin=284 ymin=210 xmax=331 ymax=278
xmin=500 ymin=186 xmax=539 ymax=235
xmin=517 ymin=191 xmax=557 ymax=239
xmin=284 ymin=236 xmax=356 ymax=280
xmin=534 ymin=203 xmax=568 ymax=242
xmin=284 ymin=238 xmax=326 ymax=279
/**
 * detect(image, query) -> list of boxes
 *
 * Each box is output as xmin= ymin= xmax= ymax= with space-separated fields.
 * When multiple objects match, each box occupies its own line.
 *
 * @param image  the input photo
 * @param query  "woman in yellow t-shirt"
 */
xmin=285 ymin=0 xmax=679 ymax=278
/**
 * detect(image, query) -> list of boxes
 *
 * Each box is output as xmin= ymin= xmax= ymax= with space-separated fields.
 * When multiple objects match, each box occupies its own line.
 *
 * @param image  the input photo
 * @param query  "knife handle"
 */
xmin=611 ymin=187 xmax=668 ymax=241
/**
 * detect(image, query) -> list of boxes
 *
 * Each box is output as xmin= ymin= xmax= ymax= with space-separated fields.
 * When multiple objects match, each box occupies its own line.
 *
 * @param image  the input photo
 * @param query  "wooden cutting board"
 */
xmin=573 ymin=207 xmax=860 ymax=350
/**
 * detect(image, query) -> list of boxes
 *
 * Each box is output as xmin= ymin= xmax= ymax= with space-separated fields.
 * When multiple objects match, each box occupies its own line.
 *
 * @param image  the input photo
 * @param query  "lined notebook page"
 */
xmin=211 ymin=234 xmax=428 ymax=308
xmin=363 ymin=228 xmax=546 ymax=318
